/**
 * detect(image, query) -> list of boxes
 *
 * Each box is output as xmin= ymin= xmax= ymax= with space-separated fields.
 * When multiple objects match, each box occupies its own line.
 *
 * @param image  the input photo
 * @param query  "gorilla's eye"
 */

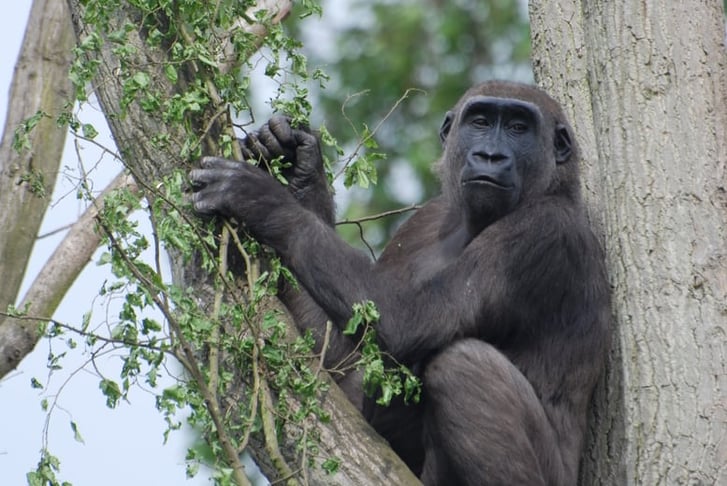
xmin=471 ymin=116 xmax=491 ymax=128
xmin=509 ymin=122 xmax=529 ymax=134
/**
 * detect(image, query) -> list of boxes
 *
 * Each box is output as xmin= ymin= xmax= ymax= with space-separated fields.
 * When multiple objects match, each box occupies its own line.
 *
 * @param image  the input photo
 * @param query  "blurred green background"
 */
xmin=285 ymin=0 xmax=532 ymax=252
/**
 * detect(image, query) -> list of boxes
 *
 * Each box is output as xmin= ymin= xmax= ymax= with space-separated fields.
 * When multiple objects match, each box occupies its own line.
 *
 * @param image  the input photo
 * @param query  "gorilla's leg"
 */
xmin=421 ymin=339 xmax=566 ymax=486
xmin=364 ymin=392 xmax=426 ymax=476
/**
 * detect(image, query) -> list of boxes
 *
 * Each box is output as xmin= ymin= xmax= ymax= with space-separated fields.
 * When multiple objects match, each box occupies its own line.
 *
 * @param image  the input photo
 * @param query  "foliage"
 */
xmin=344 ymin=301 xmax=421 ymax=406
xmin=12 ymin=110 xmax=50 ymax=152
xmin=27 ymin=450 xmax=71 ymax=486
xmin=298 ymin=0 xmax=532 ymax=250
xmin=19 ymin=1 xmax=445 ymax=484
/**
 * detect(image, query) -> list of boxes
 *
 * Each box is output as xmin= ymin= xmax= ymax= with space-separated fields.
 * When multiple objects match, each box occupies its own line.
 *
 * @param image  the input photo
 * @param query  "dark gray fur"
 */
xmin=190 ymin=81 xmax=611 ymax=486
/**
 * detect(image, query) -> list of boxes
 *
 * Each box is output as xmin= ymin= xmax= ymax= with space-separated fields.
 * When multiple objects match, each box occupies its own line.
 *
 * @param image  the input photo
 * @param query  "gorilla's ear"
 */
xmin=440 ymin=111 xmax=454 ymax=146
xmin=554 ymin=123 xmax=573 ymax=164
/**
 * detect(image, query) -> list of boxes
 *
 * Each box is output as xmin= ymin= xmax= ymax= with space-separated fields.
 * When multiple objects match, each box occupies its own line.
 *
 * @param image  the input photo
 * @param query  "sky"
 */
xmin=0 ymin=2 xmax=353 ymax=485
xmin=0 ymin=3 xmax=213 ymax=485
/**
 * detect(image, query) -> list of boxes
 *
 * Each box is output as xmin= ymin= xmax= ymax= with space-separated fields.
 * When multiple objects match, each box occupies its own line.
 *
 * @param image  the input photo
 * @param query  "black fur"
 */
xmin=190 ymin=81 xmax=610 ymax=485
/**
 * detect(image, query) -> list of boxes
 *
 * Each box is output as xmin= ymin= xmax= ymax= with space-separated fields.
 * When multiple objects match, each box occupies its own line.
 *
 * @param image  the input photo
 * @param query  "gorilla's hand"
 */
xmin=240 ymin=115 xmax=334 ymax=225
xmin=241 ymin=115 xmax=326 ymax=202
xmin=190 ymin=156 xmax=296 ymax=242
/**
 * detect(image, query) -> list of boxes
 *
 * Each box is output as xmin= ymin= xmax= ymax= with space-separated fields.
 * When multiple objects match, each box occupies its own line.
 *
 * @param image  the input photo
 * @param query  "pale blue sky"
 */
xmin=0 ymin=4 xmax=210 ymax=485
xmin=0 ymin=2 xmax=364 ymax=485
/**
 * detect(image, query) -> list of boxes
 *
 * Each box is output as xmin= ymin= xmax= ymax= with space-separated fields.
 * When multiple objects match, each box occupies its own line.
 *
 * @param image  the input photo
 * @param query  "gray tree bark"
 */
xmin=63 ymin=1 xmax=420 ymax=484
xmin=0 ymin=0 xmax=75 ymax=374
xmin=10 ymin=0 xmax=721 ymax=484
xmin=530 ymin=1 xmax=727 ymax=484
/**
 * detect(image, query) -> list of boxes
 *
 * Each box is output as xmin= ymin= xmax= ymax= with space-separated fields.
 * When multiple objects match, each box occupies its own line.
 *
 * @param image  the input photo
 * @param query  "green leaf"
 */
xmin=378 ymin=382 xmax=396 ymax=406
xmin=12 ymin=111 xmax=48 ymax=152
xmin=132 ymin=71 xmax=150 ymax=89
xmin=97 ymin=252 xmax=112 ymax=265
xmin=343 ymin=313 xmax=362 ymax=335
xmin=164 ymin=64 xmax=178 ymax=83
xmin=81 ymin=123 xmax=98 ymax=139
xmin=161 ymin=384 xmax=187 ymax=405
xmin=321 ymin=457 xmax=340 ymax=474
xmin=27 ymin=450 xmax=66 ymax=486
xmin=404 ymin=371 xmax=422 ymax=403
xmin=141 ymin=318 xmax=162 ymax=334
xmin=99 ymin=379 xmax=122 ymax=408
xmin=81 ymin=311 xmax=92 ymax=332
xmin=70 ymin=421 xmax=85 ymax=444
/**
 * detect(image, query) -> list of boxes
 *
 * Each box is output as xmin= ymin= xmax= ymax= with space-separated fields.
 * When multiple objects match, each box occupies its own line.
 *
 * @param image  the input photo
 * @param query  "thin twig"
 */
xmin=97 ymin=219 xmax=252 ymax=486
xmin=209 ymin=225 xmax=231 ymax=399
xmin=0 ymin=312 xmax=170 ymax=353
xmin=37 ymin=223 xmax=74 ymax=239
xmin=259 ymin=376 xmax=297 ymax=484
xmin=314 ymin=321 xmax=333 ymax=379
xmin=225 ymin=221 xmax=257 ymax=293
xmin=336 ymin=203 xmax=421 ymax=226
xmin=237 ymin=340 xmax=260 ymax=453
xmin=353 ymin=222 xmax=376 ymax=260
xmin=334 ymin=88 xmax=424 ymax=181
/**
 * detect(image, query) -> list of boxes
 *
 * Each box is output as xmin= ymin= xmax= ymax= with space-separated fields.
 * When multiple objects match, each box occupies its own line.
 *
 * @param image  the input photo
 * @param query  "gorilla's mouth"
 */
xmin=463 ymin=176 xmax=512 ymax=189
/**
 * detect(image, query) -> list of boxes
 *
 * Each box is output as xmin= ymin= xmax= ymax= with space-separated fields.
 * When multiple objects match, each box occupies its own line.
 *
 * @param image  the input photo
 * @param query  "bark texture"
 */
xmin=64 ymin=1 xmax=419 ymax=484
xmin=530 ymin=1 xmax=727 ymax=484
xmin=0 ymin=0 xmax=74 ymax=321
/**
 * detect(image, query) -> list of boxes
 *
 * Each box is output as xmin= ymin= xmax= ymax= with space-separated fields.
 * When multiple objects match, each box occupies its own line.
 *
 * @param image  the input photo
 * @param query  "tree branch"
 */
xmin=63 ymin=1 xmax=422 ymax=484
xmin=0 ymin=0 xmax=75 ymax=316
xmin=0 ymin=171 xmax=138 ymax=378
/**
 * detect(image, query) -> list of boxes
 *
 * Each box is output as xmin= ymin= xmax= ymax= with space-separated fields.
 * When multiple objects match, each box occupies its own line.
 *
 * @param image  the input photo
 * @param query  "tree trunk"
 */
xmin=64 ymin=1 xmax=419 ymax=484
xmin=530 ymin=0 xmax=727 ymax=484
xmin=0 ymin=0 xmax=74 ymax=314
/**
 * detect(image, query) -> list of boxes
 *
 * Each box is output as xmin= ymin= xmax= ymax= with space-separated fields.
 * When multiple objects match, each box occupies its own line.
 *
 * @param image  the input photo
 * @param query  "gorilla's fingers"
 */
xmin=191 ymin=190 xmax=216 ymax=214
xmin=257 ymin=124 xmax=290 ymax=160
xmin=189 ymin=168 xmax=214 ymax=187
xmin=268 ymin=115 xmax=295 ymax=146
xmin=244 ymin=132 xmax=271 ymax=161
xmin=293 ymin=128 xmax=318 ymax=149
xmin=200 ymin=156 xmax=243 ymax=170
xmin=240 ymin=144 xmax=255 ymax=161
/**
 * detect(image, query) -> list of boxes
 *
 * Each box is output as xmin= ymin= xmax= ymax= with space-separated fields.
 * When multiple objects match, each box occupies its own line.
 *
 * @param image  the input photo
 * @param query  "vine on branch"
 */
xmin=24 ymin=1 xmax=419 ymax=485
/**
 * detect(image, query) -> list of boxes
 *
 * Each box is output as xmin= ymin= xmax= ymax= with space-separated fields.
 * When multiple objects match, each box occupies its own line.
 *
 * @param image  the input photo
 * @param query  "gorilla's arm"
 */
xmin=240 ymin=115 xmax=334 ymax=226
xmin=191 ymin=155 xmax=371 ymax=321
xmin=235 ymin=117 xmax=366 ymax=371
xmin=190 ymin=159 xmax=595 ymax=364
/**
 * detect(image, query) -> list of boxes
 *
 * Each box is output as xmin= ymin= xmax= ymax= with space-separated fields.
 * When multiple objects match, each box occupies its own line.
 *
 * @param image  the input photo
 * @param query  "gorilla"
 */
xmin=190 ymin=81 xmax=611 ymax=486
